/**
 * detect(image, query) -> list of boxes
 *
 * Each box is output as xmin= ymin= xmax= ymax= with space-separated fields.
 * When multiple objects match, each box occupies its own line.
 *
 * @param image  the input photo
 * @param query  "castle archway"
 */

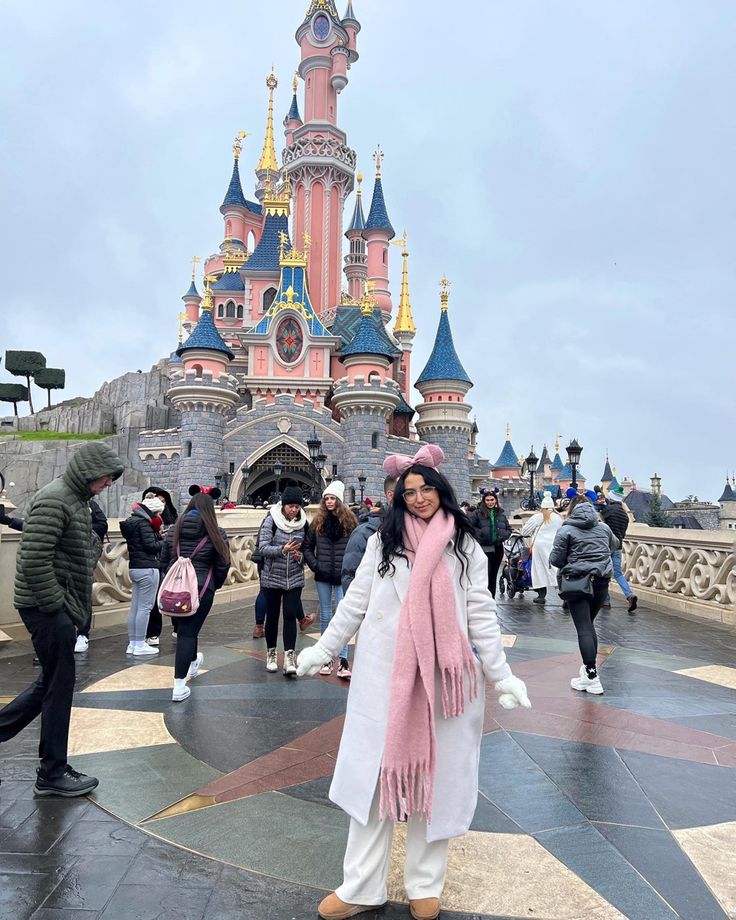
xmin=233 ymin=439 xmax=325 ymax=505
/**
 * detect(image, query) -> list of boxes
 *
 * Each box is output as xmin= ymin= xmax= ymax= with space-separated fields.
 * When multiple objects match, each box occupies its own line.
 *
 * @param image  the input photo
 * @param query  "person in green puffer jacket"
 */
xmin=0 ymin=441 xmax=123 ymax=797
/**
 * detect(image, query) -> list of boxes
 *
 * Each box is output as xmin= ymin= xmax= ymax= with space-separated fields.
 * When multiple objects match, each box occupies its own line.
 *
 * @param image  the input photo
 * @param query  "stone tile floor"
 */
xmin=1 ymin=586 xmax=735 ymax=920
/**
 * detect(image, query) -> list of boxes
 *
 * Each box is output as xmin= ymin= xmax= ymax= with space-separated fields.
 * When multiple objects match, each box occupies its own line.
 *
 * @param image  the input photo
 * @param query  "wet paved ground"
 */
xmin=1 ymin=585 xmax=735 ymax=920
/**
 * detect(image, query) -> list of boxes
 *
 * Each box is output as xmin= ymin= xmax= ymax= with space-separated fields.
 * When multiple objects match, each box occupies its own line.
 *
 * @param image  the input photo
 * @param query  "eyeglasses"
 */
xmin=403 ymin=485 xmax=437 ymax=503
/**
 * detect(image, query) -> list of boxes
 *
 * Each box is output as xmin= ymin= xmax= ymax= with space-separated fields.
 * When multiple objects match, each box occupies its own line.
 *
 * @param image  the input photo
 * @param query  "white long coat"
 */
xmin=319 ymin=532 xmax=512 ymax=842
xmin=521 ymin=512 xmax=563 ymax=590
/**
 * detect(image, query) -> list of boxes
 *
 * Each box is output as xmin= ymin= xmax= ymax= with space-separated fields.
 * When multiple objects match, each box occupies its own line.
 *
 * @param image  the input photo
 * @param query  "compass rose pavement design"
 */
xmin=2 ymin=590 xmax=736 ymax=920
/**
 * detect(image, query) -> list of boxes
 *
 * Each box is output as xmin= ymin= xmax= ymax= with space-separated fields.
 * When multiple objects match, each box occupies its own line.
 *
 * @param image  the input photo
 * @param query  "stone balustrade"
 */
xmin=621 ymin=524 xmax=736 ymax=625
xmin=1 ymin=516 xmax=734 ymax=632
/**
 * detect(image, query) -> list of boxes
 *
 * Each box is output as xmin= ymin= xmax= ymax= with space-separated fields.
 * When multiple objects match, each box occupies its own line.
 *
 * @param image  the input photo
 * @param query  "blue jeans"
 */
xmin=316 ymin=580 xmax=348 ymax=660
xmin=610 ymin=549 xmax=632 ymax=599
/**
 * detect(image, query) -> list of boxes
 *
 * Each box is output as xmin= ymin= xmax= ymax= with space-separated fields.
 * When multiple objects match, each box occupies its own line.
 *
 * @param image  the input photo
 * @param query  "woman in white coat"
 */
xmin=520 ymin=493 xmax=563 ymax=605
xmin=297 ymin=444 xmax=531 ymax=920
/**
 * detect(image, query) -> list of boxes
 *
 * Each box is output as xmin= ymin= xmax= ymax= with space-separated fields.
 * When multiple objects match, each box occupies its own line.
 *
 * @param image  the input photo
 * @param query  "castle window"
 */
xmin=226 ymin=300 xmax=236 ymax=318
xmin=383 ymin=250 xmax=387 ymax=264
xmin=371 ymin=432 xmax=379 ymax=449
xmin=217 ymin=303 xmax=224 ymax=318
xmin=193 ymin=364 xmax=203 ymax=378
xmin=183 ymin=440 xmax=192 ymax=458
xmin=237 ymin=304 xmax=244 ymax=319
xmin=263 ymin=286 xmax=277 ymax=312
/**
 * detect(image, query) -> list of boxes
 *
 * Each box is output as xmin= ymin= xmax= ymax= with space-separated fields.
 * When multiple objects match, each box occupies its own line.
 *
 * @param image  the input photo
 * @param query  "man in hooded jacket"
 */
xmin=0 ymin=441 xmax=123 ymax=795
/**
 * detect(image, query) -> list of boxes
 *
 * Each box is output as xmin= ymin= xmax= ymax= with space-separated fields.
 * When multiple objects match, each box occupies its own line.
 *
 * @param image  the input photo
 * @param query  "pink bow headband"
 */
xmin=383 ymin=444 xmax=445 ymax=478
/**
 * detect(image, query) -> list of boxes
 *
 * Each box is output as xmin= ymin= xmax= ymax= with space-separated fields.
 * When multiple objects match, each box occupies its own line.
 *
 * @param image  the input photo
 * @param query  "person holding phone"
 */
xmin=257 ymin=485 xmax=309 ymax=677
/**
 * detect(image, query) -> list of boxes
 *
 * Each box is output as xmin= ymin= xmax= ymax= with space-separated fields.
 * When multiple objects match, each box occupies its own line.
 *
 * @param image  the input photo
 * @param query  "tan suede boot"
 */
xmin=317 ymin=892 xmax=379 ymax=919
xmin=409 ymin=897 xmax=441 ymax=919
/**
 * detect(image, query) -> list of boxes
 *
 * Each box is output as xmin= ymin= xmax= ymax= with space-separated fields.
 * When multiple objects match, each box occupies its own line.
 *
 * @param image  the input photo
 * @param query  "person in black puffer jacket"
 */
xmin=469 ymin=492 xmax=511 ymax=598
xmin=550 ymin=495 xmax=619 ymax=696
xmin=303 ymin=481 xmax=357 ymax=679
xmin=121 ymin=495 xmax=165 ymax=657
xmin=160 ymin=491 xmax=230 ymax=701
xmin=600 ymin=488 xmax=637 ymax=613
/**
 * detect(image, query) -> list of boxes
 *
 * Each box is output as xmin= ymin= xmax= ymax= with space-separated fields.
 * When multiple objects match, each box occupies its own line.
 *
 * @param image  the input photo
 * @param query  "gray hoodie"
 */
xmin=550 ymin=502 xmax=619 ymax=578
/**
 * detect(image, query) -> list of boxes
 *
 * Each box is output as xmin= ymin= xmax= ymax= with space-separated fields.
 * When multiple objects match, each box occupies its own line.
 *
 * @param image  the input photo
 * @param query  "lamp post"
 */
xmin=566 ymin=438 xmax=582 ymax=491
xmin=273 ymin=460 xmax=283 ymax=498
xmin=306 ymin=427 xmax=324 ymax=503
xmin=239 ymin=462 xmax=248 ymax=504
xmin=358 ymin=472 xmax=367 ymax=504
xmin=525 ymin=448 xmax=538 ymax=511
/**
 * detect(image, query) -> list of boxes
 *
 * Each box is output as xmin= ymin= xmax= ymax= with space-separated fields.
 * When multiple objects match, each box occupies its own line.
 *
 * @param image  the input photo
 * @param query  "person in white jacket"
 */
xmin=520 ymin=493 xmax=563 ymax=605
xmin=298 ymin=444 xmax=531 ymax=920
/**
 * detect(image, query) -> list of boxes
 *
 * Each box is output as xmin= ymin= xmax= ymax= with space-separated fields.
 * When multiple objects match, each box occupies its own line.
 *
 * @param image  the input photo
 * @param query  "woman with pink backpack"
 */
xmin=159 ymin=489 xmax=230 ymax=701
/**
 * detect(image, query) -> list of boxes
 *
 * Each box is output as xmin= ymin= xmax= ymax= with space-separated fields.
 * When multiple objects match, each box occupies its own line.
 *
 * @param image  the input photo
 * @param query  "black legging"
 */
xmin=567 ymin=577 xmax=610 ymax=674
xmin=486 ymin=549 xmax=503 ymax=599
xmin=263 ymin=587 xmax=302 ymax=650
xmin=174 ymin=588 xmax=215 ymax=679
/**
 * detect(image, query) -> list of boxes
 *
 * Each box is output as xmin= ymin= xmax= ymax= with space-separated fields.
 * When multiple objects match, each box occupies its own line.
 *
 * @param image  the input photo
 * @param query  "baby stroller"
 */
xmin=498 ymin=532 xmax=532 ymax=598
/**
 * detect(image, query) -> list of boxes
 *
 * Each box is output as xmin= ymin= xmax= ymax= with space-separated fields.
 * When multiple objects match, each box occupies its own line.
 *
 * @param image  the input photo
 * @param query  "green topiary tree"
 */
xmin=4 ymin=350 xmax=46 ymax=414
xmin=646 ymin=491 xmax=670 ymax=527
xmin=0 ymin=382 xmax=29 ymax=417
xmin=33 ymin=367 xmax=66 ymax=409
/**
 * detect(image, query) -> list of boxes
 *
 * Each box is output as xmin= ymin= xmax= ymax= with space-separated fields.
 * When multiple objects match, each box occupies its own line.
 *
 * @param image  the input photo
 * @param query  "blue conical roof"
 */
xmin=393 ymin=392 xmax=414 ymax=416
xmin=341 ymin=311 xmax=398 ymax=360
xmin=551 ymin=452 xmax=564 ymax=472
xmin=346 ymin=191 xmax=365 ymax=234
xmin=416 ymin=309 xmax=471 ymax=385
xmin=608 ymin=476 xmax=621 ymax=491
xmin=246 ymin=212 xmax=290 ymax=273
xmin=555 ymin=462 xmax=585 ymax=482
xmin=364 ymin=176 xmax=394 ymax=239
xmin=287 ymin=92 xmax=301 ymax=123
xmin=601 ymin=458 xmax=614 ymax=481
xmin=221 ymin=159 xmax=247 ymax=210
xmin=719 ymin=480 xmax=736 ymax=502
xmin=183 ymin=280 xmax=199 ymax=299
xmin=176 ymin=309 xmax=234 ymax=360
xmin=538 ymin=445 xmax=551 ymax=468
xmin=212 ymin=271 xmax=245 ymax=292
xmin=493 ymin=440 xmax=519 ymax=469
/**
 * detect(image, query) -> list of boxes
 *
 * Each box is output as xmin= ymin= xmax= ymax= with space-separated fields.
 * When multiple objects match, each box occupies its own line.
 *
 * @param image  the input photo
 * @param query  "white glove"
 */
xmin=495 ymin=675 xmax=531 ymax=710
xmin=296 ymin=643 xmax=332 ymax=677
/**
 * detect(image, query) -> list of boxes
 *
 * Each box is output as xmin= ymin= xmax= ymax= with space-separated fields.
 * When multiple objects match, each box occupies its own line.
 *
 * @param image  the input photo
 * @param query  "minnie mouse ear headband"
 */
xmin=383 ymin=444 xmax=445 ymax=478
xmin=188 ymin=484 xmax=222 ymax=500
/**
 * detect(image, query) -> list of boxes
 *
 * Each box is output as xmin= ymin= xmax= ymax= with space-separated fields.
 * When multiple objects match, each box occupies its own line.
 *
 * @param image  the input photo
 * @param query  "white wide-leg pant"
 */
xmin=335 ymin=786 xmax=450 ymax=906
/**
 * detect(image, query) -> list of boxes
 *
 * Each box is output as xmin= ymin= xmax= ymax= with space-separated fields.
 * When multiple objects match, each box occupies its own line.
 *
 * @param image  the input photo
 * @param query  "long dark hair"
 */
xmin=171 ymin=492 xmax=230 ymax=563
xmin=311 ymin=497 xmax=358 ymax=536
xmin=378 ymin=464 xmax=475 ymax=583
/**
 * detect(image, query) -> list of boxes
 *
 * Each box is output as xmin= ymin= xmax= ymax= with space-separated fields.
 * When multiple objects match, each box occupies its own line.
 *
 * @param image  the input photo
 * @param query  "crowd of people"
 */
xmin=0 ymin=440 xmax=643 ymax=920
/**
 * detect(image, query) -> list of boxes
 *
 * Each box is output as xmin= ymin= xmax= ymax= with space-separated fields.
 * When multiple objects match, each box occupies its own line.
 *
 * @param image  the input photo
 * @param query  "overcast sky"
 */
xmin=1 ymin=1 xmax=733 ymax=501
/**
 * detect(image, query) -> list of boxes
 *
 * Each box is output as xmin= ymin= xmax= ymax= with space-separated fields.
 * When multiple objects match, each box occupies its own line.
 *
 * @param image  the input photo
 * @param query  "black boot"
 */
xmin=533 ymin=588 xmax=547 ymax=605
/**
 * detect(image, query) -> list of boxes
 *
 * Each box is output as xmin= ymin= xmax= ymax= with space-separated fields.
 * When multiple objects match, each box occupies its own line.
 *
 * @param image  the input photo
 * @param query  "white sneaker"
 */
xmin=187 ymin=652 xmax=204 ymax=680
xmin=266 ymin=648 xmax=278 ymax=673
xmin=284 ymin=649 xmax=297 ymax=677
xmin=571 ymin=665 xmax=604 ymax=695
xmin=172 ymin=630 xmax=178 ymax=639
xmin=74 ymin=635 xmax=89 ymax=653
xmin=172 ymin=679 xmax=191 ymax=702
xmin=126 ymin=642 xmax=135 ymax=654
xmin=132 ymin=642 xmax=159 ymax=657
xmin=147 ymin=636 xmax=160 ymax=647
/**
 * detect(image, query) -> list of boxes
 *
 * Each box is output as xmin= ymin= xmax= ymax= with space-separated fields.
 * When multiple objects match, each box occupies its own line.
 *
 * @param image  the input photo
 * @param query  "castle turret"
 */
xmin=364 ymin=147 xmax=395 ymax=321
xmin=601 ymin=454 xmax=614 ymax=492
xmin=182 ymin=261 xmax=202 ymax=326
xmin=287 ymin=1 xmax=358 ymax=312
xmin=218 ymin=134 xmax=262 ymax=263
xmin=718 ymin=478 xmax=736 ymax=531
xmin=168 ymin=280 xmax=239 ymax=504
xmin=255 ymin=73 xmax=281 ymax=202
xmin=284 ymin=72 xmax=303 ymax=146
xmin=550 ymin=434 xmax=564 ymax=475
xmin=391 ymin=231 xmax=416 ymax=405
xmin=332 ymin=297 xmax=400 ymax=500
xmin=344 ymin=172 xmax=367 ymax=302
xmin=492 ymin=424 xmax=521 ymax=479
xmin=414 ymin=277 xmax=473 ymax=500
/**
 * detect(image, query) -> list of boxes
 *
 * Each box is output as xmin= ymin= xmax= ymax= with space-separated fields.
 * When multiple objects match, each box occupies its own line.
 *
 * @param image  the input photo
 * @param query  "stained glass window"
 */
xmin=276 ymin=317 xmax=303 ymax=364
xmin=313 ymin=13 xmax=330 ymax=40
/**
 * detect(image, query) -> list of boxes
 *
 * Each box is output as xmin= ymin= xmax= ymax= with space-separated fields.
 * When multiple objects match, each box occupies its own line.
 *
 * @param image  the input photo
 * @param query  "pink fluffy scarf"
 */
xmin=379 ymin=509 xmax=478 ymax=824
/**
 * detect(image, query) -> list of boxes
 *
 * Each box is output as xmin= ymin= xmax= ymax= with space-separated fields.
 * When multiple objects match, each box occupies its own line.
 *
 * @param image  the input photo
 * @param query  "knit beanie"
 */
xmin=540 ymin=493 xmax=554 ymax=509
xmin=322 ymin=480 xmax=345 ymax=503
xmin=607 ymin=488 xmax=625 ymax=503
xmin=142 ymin=496 xmax=165 ymax=515
xmin=281 ymin=485 xmax=303 ymax=506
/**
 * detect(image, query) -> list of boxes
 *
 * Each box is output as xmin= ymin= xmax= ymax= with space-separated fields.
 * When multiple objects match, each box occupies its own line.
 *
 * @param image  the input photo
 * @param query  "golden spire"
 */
xmin=373 ymin=144 xmax=383 ymax=178
xmin=190 ymin=255 xmax=201 ymax=282
xmin=257 ymin=72 xmax=279 ymax=175
xmin=178 ymin=311 xmax=187 ymax=345
xmin=356 ymin=171 xmax=363 ymax=197
xmin=439 ymin=275 xmax=450 ymax=312
xmin=555 ymin=433 xmax=561 ymax=454
xmin=233 ymin=130 xmax=248 ymax=161
xmin=202 ymin=274 xmax=216 ymax=312
xmin=391 ymin=231 xmax=415 ymax=334
xmin=506 ymin=422 xmax=511 ymax=440
xmin=360 ymin=280 xmax=376 ymax=315
xmin=292 ymin=71 xmax=299 ymax=94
